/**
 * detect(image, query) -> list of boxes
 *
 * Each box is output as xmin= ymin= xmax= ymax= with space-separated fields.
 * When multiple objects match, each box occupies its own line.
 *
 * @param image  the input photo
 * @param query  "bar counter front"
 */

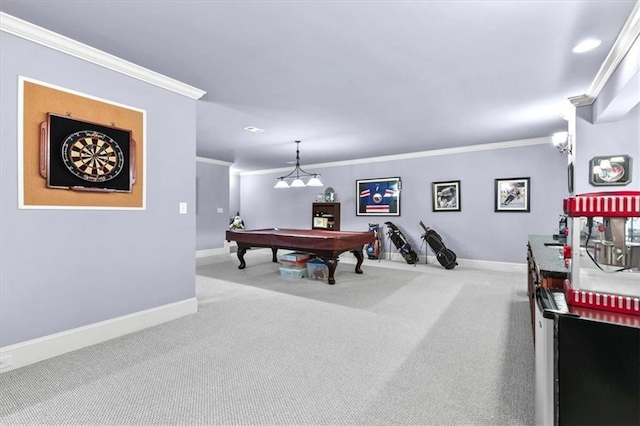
xmin=226 ymin=228 xmax=375 ymax=284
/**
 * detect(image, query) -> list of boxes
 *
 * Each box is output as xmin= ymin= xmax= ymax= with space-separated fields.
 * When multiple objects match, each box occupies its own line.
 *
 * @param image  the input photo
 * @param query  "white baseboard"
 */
xmin=380 ymin=252 xmax=526 ymax=273
xmin=454 ymin=257 xmax=526 ymax=273
xmin=0 ymin=297 xmax=198 ymax=373
xmin=194 ymin=247 xmax=527 ymax=273
xmin=196 ymin=247 xmax=229 ymax=262
xmin=196 ymin=241 xmax=236 ymax=265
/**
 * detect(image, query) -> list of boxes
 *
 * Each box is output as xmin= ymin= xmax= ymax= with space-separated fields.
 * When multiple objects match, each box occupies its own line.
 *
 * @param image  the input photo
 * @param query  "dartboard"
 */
xmin=61 ymin=130 xmax=125 ymax=182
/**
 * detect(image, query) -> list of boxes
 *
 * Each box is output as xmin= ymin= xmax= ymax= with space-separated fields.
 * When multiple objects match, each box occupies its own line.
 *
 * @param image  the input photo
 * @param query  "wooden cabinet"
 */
xmin=527 ymin=241 xmax=566 ymax=341
xmin=527 ymin=243 xmax=541 ymax=339
xmin=312 ymin=202 xmax=340 ymax=231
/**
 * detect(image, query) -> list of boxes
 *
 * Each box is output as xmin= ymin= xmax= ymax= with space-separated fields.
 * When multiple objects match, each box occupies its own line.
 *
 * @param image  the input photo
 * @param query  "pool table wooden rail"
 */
xmin=226 ymin=228 xmax=375 ymax=284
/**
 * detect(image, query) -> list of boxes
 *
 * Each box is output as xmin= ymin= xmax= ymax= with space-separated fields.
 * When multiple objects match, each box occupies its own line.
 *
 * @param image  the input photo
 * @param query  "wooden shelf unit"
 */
xmin=312 ymin=202 xmax=341 ymax=231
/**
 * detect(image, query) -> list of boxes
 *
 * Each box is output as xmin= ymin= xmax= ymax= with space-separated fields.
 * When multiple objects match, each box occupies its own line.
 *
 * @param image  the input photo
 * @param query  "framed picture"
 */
xmin=589 ymin=155 xmax=632 ymax=186
xmin=19 ymin=76 xmax=145 ymax=210
xmin=567 ymin=162 xmax=574 ymax=193
xmin=40 ymin=113 xmax=136 ymax=192
xmin=495 ymin=177 xmax=530 ymax=212
xmin=432 ymin=180 xmax=460 ymax=212
xmin=356 ymin=177 xmax=401 ymax=216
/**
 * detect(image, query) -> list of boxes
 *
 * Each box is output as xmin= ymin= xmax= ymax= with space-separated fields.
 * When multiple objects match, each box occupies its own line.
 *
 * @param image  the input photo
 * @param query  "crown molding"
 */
xmin=0 ymin=12 xmax=206 ymax=100
xmin=196 ymin=156 xmax=233 ymax=167
xmin=568 ymin=94 xmax=594 ymax=107
xmin=570 ymin=1 xmax=640 ymax=106
xmin=240 ymin=136 xmax=551 ymax=176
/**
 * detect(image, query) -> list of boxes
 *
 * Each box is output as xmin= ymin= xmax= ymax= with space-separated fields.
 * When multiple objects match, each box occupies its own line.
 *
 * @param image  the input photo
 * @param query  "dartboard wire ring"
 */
xmin=61 ymin=130 xmax=125 ymax=183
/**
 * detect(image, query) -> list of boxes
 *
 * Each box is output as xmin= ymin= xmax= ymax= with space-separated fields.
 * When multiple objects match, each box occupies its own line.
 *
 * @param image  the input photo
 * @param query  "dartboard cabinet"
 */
xmin=39 ymin=113 xmax=136 ymax=192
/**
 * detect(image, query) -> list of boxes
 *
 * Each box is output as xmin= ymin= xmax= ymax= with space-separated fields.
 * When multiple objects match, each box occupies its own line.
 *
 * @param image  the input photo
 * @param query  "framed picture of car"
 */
xmin=495 ymin=177 xmax=530 ymax=212
xmin=589 ymin=155 xmax=632 ymax=186
xmin=432 ymin=180 xmax=460 ymax=212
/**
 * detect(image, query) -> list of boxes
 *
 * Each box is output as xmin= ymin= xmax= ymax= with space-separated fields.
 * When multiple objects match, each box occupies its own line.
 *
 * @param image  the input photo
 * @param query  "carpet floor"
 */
xmin=0 ymin=251 xmax=534 ymax=425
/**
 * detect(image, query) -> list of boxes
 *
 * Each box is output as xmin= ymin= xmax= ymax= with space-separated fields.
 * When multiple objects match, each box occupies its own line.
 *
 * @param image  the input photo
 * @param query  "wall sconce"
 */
xmin=552 ymin=131 xmax=572 ymax=154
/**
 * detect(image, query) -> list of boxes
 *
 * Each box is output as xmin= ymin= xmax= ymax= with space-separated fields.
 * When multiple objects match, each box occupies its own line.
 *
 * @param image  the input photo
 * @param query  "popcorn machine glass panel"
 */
xmin=563 ymin=191 xmax=640 ymax=316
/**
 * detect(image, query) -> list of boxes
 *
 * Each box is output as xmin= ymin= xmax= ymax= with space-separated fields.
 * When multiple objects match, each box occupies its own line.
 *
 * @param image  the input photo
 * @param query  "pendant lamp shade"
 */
xmin=274 ymin=141 xmax=323 ymax=189
xmin=274 ymin=179 xmax=290 ymax=189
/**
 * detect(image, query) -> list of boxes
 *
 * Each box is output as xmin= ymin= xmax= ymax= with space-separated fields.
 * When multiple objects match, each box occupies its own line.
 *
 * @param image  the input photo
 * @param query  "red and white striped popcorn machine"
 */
xmin=562 ymin=191 xmax=640 ymax=318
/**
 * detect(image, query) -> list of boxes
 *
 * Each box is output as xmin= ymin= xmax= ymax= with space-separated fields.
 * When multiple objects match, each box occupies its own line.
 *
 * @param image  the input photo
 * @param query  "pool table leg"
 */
xmin=323 ymin=258 xmax=339 ymax=285
xmin=236 ymin=246 xmax=247 ymax=269
xmin=271 ymin=247 xmax=278 ymax=262
xmin=352 ymin=248 xmax=365 ymax=274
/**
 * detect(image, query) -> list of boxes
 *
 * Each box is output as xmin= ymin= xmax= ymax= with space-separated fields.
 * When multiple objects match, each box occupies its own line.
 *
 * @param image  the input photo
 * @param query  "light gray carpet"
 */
xmin=0 ymin=251 xmax=534 ymax=425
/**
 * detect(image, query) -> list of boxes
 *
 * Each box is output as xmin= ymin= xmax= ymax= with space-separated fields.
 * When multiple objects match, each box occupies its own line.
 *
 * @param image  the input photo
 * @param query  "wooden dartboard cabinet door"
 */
xmin=312 ymin=202 xmax=341 ymax=231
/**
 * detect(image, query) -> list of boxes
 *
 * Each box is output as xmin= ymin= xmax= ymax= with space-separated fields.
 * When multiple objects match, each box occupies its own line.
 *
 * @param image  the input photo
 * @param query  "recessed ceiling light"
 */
xmin=244 ymin=126 xmax=264 ymax=133
xmin=572 ymin=39 xmax=602 ymax=53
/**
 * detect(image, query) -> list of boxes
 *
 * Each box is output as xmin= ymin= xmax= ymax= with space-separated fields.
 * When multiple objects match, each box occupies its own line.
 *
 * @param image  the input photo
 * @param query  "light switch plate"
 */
xmin=179 ymin=202 xmax=187 ymax=214
xmin=217 ymin=208 xmax=223 ymax=213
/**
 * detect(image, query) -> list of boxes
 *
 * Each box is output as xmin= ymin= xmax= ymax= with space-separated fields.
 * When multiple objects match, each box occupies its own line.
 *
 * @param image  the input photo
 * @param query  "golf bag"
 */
xmin=366 ymin=223 xmax=382 ymax=259
xmin=384 ymin=221 xmax=419 ymax=264
xmin=419 ymin=221 xmax=457 ymax=269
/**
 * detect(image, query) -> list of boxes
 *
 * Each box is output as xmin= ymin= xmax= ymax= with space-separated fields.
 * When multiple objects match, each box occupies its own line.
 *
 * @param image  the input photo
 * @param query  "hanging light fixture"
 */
xmin=274 ymin=141 xmax=323 ymax=189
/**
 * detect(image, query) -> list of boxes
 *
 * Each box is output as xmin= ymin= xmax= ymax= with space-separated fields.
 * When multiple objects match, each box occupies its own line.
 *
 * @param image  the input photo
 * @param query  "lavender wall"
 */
xmin=239 ymin=143 xmax=568 ymax=264
xmin=229 ymin=172 xmax=241 ymax=222
xmin=0 ymin=34 xmax=197 ymax=347
xmin=573 ymin=35 xmax=639 ymax=194
xmin=592 ymin=36 xmax=639 ymax=126
xmin=196 ymin=160 xmax=230 ymax=250
xmin=573 ymin=32 xmax=639 ymax=196
xmin=574 ymin=104 xmax=639 ymax=195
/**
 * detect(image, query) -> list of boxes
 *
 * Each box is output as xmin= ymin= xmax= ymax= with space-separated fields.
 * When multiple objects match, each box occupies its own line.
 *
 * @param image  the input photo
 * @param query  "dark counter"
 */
xmin=528 ymin=234 xmax=569 ymax=279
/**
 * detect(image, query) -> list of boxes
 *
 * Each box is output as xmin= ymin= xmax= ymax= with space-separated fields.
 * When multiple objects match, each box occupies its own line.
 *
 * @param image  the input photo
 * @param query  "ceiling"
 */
xmin=1 ymin=1 xmax=638 ymax=172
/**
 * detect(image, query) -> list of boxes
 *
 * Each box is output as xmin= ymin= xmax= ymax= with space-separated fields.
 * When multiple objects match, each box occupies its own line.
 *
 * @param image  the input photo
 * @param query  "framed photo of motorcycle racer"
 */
xmin=432 ymin=180 xmax=461 ymax=212
xmin=495 ymin=177 xmax=530 ymax=212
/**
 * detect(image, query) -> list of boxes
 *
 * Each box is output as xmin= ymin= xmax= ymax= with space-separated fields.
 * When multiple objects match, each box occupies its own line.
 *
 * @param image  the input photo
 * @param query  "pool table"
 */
xmin=225 ymin=228 xmax=375 ymax=284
